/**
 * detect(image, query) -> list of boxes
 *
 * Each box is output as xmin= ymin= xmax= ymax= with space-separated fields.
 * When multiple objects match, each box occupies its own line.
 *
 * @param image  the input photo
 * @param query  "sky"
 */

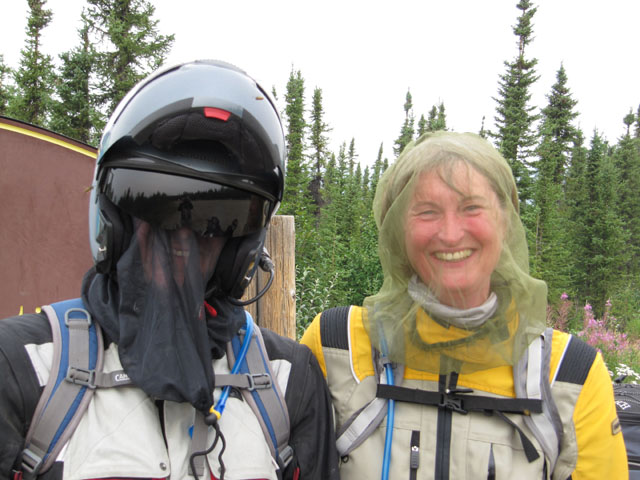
xmin=1 ymin=0 xmax=638 ymax=165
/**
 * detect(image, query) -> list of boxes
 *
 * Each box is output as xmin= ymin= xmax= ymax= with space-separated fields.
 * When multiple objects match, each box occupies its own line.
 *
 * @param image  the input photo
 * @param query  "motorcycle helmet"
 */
xmin=88 ymin=59 xmax=285 ymax=300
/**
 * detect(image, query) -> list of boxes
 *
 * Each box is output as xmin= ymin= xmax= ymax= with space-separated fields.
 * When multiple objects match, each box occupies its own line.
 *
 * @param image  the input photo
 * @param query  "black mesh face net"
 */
xmin=83 ymin=218 xmax=232 ymax=412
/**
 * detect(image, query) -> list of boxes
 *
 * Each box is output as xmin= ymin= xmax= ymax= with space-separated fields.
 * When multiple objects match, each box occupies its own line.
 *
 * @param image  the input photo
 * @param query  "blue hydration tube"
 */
xmin=212 ymin=311 xmax=254 ymax=418
xmin=380 ymin=333 xmax=395 ymax=480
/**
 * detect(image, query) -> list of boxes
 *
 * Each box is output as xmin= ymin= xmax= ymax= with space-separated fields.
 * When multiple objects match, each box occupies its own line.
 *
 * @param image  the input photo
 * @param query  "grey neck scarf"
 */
xmin=408 ymin=275 xmax=498 ymax=329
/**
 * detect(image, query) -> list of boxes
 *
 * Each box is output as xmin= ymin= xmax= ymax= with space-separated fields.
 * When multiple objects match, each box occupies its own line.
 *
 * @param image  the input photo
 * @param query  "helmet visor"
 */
xmin=103 ymin=168 xmax=271 ymax=237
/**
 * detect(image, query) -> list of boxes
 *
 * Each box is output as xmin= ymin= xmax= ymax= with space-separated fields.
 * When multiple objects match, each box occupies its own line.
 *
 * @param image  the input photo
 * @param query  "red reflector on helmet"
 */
xmin=204 ymin=107 xmax=231 ymax=121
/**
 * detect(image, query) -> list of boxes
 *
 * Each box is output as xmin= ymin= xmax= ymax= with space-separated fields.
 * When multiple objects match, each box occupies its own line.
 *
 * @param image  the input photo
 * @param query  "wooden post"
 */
xmin=242 ymin=215 xmax=296 ymax=339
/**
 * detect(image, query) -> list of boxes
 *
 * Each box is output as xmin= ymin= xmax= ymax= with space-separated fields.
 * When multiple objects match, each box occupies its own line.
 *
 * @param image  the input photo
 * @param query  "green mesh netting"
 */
xmin=363 ymin=131 xmax=547 ymax=374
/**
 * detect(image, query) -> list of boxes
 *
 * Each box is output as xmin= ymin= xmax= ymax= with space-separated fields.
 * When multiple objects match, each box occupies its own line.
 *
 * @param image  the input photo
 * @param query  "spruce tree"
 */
xmin=279 ymin=68 xmax=309 ymax=217
xmin=85 ymin=0 xmax=174 ymax=115
xmin=479 ymin=116 xmax=487 ymax=139
xmin=427 ymin=105 xmax=438 ymax=131
xmin=565 ymin=131 xmax=589 ymax=301
xmin=531 ymin=64 xmax=578 ymax=298
xmin=574 ymin=133 xmax=628 ymax=313
xmin=393 ymin=89 xmax=414 ymax=157
xmin=0 ymin=55 xmax=13 ymax=115
xmin=492 ymin=0 xmax=540 ymax=210
xmin=417 ymin=114 xmax=427 ymax=137
xmin=613 ymin=118 xmax=640 ymax=276
xmin=8 ymin=0 xmax=56 ymax=126
xmin=279 ymin=69 xmax=318 ymax=292
xmin=623 ymin=109 xmax=635 ymax=137
xmin=426 ymin=102 xmax=448 ymax=132
xmin=49 ymin=20 xmax=101 ymax=144
xmin=308 ymin=87 xmax=331 ymax=211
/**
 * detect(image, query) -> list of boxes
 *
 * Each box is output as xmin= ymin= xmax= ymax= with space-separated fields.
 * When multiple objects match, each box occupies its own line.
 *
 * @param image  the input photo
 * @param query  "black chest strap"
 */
xmin=376 ymin=384 xmax=542 ymax=462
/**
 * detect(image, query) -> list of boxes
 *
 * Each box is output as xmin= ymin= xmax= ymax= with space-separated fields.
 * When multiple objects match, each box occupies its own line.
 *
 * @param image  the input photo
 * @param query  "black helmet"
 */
xmin=88 ymin=59 xmax=285 ymax=300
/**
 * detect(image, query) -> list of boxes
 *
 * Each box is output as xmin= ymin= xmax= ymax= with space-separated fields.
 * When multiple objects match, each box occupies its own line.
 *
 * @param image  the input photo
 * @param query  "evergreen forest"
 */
xmin=2 ymin=0 xmax=640 ymax=377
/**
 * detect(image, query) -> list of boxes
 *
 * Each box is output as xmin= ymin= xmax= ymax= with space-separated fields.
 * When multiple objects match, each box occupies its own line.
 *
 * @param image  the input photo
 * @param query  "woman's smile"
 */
xmin=433 ymin=249 xmax=473 ymax=262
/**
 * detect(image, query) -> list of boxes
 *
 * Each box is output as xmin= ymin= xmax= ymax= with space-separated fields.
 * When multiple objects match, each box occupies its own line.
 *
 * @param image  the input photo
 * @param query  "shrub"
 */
xmin=549 ymin=294 xmax=640 ymax=383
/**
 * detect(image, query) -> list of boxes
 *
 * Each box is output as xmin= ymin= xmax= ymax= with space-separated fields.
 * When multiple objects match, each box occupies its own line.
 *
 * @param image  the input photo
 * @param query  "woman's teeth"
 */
xmin=434 ymin=249 xmax=472 ymax=261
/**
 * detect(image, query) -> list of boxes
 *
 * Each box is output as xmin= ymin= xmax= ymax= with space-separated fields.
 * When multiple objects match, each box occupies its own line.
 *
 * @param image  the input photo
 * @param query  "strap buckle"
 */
xmin=439 ymin=393 xmax=468 ymax=414
xmin=64 ymin=307 xmax=92 ymax=327
xmin=278 ymin=444 xmax=294 ymax=468
xmin=246 ymin=373 xmax=272 ymax=391
xmin=20 ymin=448 xmax=43 ymax=475
xmin=66 ymin=366 xmax=97 ymax=389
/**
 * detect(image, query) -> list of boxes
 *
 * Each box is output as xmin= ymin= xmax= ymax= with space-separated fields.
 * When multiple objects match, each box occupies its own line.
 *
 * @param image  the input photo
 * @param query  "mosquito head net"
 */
xmin=363 ymin=131 xmax=547 ymax=374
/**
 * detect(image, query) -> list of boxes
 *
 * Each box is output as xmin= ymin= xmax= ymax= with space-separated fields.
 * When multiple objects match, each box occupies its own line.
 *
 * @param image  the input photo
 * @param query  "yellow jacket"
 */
xmin=302 ymin=305 xmax=627 ymax=480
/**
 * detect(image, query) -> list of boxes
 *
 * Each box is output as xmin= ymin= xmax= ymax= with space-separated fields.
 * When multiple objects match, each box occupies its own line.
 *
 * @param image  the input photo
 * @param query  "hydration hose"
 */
xmin=381 ymin=360 xmax=395 ymax=480
xmin=189 ymin=312 xmax=255 ymax=480
xmin=213 ymin=311 xmax=254 ymax=415
xmin=378 ymin=328 xmax=395 ymax=480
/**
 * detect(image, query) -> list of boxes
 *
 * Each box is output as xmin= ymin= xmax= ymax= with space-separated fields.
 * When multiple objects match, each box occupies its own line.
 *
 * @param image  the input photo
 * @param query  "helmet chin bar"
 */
xmin=229 ymin=249 xmax=275 ymax=306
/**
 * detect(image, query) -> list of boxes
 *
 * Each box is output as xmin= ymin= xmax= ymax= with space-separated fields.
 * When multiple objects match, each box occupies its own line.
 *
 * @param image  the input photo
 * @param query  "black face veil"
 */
xmin=83 ymin=220 xmax=243 ymax=413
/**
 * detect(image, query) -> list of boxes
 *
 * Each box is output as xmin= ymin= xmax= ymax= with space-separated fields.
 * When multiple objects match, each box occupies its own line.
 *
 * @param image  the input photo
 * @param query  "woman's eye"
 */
xmin=419 ymin=209 xmax=437 ymax=216
xmin=463 ymin=204 xmax=481 ymax=212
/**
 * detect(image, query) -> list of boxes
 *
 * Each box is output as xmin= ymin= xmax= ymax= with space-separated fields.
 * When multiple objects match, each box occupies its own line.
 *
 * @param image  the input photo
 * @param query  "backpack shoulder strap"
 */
xmin=552 ymin=333 xmax=597 ymax=385
xmin=317 ymin=305 xmax=404 ymax=456
xmin=319 ymin=306 xmax=352 ymax=350
xmin=189 ymin=312 xmax=294 ymax=478
xmin=19 ymin=298 xmax=103 ymax=480
xmin=514 ymin=328 xmax=597 ymax=474
xmin=228 ymin=314 xmax=293 ymax=470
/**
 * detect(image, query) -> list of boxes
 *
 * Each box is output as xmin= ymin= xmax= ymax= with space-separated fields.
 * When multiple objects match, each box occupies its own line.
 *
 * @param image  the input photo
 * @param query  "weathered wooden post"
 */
xmin=242 ymin=215 xmax=296 ymax=339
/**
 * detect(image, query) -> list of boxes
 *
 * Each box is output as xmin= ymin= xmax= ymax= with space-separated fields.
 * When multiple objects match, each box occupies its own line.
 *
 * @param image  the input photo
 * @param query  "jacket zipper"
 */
xmin=434 ymin=373 xmax=457 ymax=479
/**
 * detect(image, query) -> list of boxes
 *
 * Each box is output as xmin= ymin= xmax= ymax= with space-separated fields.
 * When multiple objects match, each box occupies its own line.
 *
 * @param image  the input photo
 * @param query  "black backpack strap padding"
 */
xmin=320 ymin=306 xmax=351 ymax=350
xmin=554 ymin=335 xmax=597 ymax=385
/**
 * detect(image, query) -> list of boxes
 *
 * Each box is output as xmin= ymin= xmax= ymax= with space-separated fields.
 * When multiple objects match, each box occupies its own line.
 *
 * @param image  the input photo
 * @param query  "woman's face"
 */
xmin=404 ymin=164 xmax=505 ymax=309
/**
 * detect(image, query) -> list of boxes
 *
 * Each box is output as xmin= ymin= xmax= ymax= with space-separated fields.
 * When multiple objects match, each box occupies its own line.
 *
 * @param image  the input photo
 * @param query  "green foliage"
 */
xmin=8 ymin=0 xmax=56 ymax=125
xmin=609 ymin=282 xmax=640 ymax=338
xmin=568 ymin=133 xmax=629 ymax=315
xmin=393 ymin=89 xmax=415 ymax=158
xmin=282 ymin=76 xmax=387 ymax=328
xmin=308 ymin=87 xmax=331 ymax=212
xmin=49 ymin=21 xmax=102 ymax=144
xmin=295 ymin=266 xmax=340 ymax=339
xmin=426 ymin=102 xmax=447 ymax=132
xmin=531 ymin=64 xmax=578 ymax=300
xmin=0 ymin=55 xmax=14 ymax=115
xmin=491 ymin=0 xmax=540 ymax=210
xmin=84 ymin=0 xmax=174 ymax=115
xmin=549 ymin=295 xmax=640 ymax=381
xmin=612 ymin=131 xmax=640 ymax=276
xmin=280 ymin=68 xmax=310 ymax=218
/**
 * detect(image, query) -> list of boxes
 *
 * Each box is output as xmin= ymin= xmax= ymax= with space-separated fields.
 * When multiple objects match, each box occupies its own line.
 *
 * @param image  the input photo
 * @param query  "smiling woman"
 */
xmin=364 ymin=131 xmax=545 ymax=375
xmin=300 ymin=131 xmax=628 ymax=479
